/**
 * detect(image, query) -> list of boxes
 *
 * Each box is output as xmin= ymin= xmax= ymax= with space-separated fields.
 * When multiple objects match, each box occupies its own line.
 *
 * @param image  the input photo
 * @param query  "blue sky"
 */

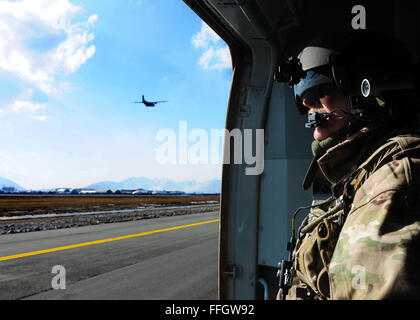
xmin=0 ymin=0 xmax=232 ymax=189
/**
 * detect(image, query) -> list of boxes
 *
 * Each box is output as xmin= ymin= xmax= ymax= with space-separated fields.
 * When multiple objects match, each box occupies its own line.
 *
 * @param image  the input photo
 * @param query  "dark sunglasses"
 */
xmin=295 ymin=83 xmax=339 ymax=114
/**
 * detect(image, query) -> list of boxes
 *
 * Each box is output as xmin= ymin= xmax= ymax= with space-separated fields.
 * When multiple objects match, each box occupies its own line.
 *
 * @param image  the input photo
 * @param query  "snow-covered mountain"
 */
xmin=0 ymin=177 xmax=25 ymax=191
xmin=85 ymin=177 xmax=221 ymax=194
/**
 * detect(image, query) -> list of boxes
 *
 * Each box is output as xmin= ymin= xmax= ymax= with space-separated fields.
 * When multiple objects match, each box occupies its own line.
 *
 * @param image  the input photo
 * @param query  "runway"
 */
xmin=0 ymin=210 xmax=219 ymax=300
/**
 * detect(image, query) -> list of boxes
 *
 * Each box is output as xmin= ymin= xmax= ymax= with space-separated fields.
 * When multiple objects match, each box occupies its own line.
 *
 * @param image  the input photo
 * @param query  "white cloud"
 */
xmin=0 ymin=100 xmax=48 ymax=120
xmin=0 ymin=0 xmax=98 ymax=94
xmin=198 ymin=47 xmax=231 ymax=70
xmin=87 ymin=14 xmax=98 ymax=26
xmin=0 ymin=90 xmax=48 ymax=119
xmin=191 ymin=22 xmax=231 ymax=70
xmin=10 ymin=100 xmax=46 ymax=113
xmin=28 ymin=114 xmax=48 ymax=121
xmin=191 ymin=22 xmax=220 ymax=49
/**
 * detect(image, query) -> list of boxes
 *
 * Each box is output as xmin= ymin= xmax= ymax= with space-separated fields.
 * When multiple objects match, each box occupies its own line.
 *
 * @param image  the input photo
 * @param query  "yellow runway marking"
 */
xmin=0 ymin=219 xmax=220 ymax=262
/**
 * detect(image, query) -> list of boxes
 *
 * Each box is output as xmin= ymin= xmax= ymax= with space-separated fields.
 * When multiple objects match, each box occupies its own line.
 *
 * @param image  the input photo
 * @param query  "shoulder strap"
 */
xmin=338 ymin=134 xmax=418 ymax=212
xmin=391 ymin=136 xmax=420 ymax=160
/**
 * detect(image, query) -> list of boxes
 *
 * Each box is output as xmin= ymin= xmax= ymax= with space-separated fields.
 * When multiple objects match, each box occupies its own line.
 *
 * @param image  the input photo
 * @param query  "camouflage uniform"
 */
xmin=283 ymin=125 xmax=420 ymax=300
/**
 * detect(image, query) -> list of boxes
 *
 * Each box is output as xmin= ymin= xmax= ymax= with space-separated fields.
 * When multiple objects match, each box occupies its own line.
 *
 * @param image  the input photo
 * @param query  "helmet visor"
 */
xmin=293 ymin=70 xmax=337 ymax=114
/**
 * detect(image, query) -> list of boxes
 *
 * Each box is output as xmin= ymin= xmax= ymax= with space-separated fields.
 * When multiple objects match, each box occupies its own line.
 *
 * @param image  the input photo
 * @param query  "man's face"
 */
xmin=302 ymin=91 xmax=352 ymax=141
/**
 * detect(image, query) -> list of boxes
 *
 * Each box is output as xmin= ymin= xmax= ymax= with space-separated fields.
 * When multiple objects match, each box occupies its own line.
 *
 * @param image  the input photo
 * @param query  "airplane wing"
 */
xmin=154 ymin=101 xmax=168 ymax=104
xmin=131 ymin=101 xmax=143 ymax=103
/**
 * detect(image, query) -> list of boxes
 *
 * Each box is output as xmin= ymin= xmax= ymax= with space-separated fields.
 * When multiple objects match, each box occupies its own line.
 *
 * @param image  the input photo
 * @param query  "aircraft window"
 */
xmin=0 ymin=0 xmax=231 ymax=302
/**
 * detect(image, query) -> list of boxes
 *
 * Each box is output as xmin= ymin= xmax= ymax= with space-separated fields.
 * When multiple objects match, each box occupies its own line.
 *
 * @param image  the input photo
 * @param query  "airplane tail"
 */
xmin=142 ymin=95 xmax=145 ymax=103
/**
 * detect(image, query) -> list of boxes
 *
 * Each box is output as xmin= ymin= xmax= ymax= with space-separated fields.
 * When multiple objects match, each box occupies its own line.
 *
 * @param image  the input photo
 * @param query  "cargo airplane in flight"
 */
xmin=132 ymin=95 xmax=168 ymax=107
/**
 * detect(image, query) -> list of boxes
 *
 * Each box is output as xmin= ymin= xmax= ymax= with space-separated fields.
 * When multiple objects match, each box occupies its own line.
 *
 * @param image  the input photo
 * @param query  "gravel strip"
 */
xmin=0 ymin=205 xmax=220 ymax=235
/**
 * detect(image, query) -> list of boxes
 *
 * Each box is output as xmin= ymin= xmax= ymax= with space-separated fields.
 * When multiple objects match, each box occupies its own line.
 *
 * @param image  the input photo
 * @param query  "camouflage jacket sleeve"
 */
xmin=328 ymin=155 xmax=420 ymax=299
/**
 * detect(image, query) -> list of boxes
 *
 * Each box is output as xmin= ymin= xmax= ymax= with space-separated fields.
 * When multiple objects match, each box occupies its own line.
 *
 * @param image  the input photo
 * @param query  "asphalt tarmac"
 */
xmin=0 ymin=210 xmax=219 ymax=300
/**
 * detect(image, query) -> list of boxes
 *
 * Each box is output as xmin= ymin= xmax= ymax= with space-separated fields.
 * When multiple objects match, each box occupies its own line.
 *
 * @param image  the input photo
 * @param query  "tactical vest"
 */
xmin=290 ymin=131 xmax=420 ymax=299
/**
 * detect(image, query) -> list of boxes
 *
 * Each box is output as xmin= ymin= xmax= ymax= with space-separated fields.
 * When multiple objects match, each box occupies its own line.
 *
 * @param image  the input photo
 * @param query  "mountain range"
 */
xmin=85 ymin=177 xmax=221 ymax=194
xmin=0 ymin=176 xmax=222 ymax=194
xmin=0 ymin=177 xmax=25 ymax=191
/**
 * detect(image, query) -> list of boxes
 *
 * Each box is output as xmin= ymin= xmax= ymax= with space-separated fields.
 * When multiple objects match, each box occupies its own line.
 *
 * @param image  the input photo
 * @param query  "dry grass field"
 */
xmin=0 ymin=195 xmax=220 ymax=217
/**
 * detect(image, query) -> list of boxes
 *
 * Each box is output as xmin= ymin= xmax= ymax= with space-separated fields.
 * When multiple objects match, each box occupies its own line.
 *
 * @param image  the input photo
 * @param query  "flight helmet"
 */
xmin=276 ymin=30 xmax=418 ymax=127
